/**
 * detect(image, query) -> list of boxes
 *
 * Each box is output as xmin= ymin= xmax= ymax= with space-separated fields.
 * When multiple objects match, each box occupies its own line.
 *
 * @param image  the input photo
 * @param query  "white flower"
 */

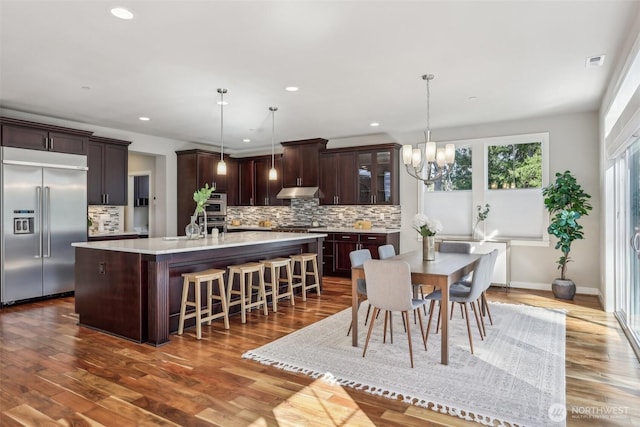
xmin=413 ymin=214 xmax=442 ymax=236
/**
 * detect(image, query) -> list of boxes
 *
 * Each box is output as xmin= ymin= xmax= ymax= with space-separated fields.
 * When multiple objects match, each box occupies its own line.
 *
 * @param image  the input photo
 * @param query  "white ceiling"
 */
xmin=1 ymin=1 xmax=638 ymax=153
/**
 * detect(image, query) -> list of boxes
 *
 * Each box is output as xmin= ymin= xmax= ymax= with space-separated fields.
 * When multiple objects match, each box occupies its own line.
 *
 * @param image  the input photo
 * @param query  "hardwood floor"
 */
xmin=1 ymin=277 xmax=639 ymax=426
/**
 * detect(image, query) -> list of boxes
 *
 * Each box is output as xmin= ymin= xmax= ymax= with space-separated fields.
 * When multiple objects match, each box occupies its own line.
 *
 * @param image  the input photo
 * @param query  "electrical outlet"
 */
xmin=338 ymin=213 xmax=344 ymax=219
xmin=379 ymin=213 xmax=385 ymax=220
xmin=276 ymin=212 xmax=280 ymax=218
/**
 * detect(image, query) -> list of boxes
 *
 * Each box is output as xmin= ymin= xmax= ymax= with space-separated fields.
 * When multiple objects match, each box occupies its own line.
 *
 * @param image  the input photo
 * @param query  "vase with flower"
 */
xmin=186 ymin=183 xmax=215 ymax=239
xmin=413 ymin=214 xmax=443 ymax=261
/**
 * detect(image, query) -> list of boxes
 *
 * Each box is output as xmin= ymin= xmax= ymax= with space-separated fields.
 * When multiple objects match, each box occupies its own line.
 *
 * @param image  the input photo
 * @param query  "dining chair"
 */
xmin=378 ymin=244 xmax=427 ymax=317
xmin=448 ymin=249 xmax=498 ymax=336
xmin=347 ymin=249 xmax=372 ymax=336
xmin=424 ymin=250 xmax=497 ymax=354
xmin=438 ymin=242 xmax=472 ymax=254
xmin=362 ymin=259 xmax=429 ymax=368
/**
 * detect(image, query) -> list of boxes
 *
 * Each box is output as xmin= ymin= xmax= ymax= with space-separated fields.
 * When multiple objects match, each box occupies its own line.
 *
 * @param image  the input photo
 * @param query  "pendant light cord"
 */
xmin=217 ymin=88 xmax=227 ymax=162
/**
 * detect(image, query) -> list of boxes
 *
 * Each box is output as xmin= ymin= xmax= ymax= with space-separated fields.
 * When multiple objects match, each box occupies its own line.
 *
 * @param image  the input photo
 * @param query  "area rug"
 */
xmin=243 ymin=302 xmax=566 ymax=426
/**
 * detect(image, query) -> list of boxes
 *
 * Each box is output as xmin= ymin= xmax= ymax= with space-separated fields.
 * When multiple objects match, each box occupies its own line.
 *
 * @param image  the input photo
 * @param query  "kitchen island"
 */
xmin=72 ymin=231 xmax=326 ymax=346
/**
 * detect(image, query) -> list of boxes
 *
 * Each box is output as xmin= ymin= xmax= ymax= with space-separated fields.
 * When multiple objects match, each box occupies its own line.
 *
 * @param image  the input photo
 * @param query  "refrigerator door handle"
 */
xmin=44 ymin=186 xmax=51 ymax=258
xmin=36 ymin=186 xmax=43 ymax=258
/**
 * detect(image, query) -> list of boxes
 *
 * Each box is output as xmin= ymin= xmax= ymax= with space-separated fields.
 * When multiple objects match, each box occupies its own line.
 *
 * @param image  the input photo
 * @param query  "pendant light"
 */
xmin=268 ymin=106 xmax=278 ymax=181
xmin=216 ymin=88 xmax=227 ymax=175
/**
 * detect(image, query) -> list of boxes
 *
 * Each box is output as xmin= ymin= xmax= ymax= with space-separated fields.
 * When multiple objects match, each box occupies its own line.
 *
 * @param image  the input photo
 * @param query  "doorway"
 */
xmin=615 ymin=136 xmax=640 ymax=359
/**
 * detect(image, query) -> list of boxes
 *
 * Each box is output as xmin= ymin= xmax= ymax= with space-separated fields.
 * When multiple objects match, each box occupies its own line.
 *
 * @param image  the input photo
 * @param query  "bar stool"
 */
xmin=226 ymin=262 xmax=268 ymax=323
xmin=259 ymin=257 xmax=295 ymax=312
xmin=290 ymin=253 xmax=321 ymax=301
xmin=177 ymin=268 xmax=229 ymax=340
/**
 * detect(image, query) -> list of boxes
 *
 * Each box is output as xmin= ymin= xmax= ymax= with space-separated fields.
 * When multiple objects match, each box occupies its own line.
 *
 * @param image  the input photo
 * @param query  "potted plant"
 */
xmin=542 ymin=171 xmax=592 ymax=299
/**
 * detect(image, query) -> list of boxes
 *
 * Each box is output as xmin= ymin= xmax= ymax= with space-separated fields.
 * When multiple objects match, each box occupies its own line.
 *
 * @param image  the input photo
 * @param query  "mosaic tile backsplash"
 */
xmin=226 ymin=199 xmax=401 ymax=228
xmin=87 ymin=206 xmax=122 ymax=234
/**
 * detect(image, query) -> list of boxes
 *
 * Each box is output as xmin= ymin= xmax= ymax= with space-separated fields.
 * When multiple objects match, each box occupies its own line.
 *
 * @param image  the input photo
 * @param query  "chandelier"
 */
xmin=402 ymin=74 xmax=455 ymax=186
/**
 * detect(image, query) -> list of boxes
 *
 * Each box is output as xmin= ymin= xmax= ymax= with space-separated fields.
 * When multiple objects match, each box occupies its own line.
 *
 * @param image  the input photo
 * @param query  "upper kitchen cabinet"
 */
xmin=281 ymin=138 xmax=327 ymax=187
xmin=87 ymin=136 xmax=131 ymax=205
xmin=319 ymin=150 xmax=357 ymax=205
xmin=1 ymin=117 xmax=92 ymax=155
xmin=238 ymin=155 xmax=283 ymax=206
xmin=176 ymin=149 xmax=238 ymax=232
xmin=357 ymin=144 xmax=401 ymax=205
xmin=255 ymin=155 xmax=283 ymax=206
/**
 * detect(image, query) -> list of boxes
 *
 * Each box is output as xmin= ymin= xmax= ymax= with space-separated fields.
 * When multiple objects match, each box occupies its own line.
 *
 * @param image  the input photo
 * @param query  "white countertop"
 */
xmin=72 ymin=231 xmax=327 ymax=255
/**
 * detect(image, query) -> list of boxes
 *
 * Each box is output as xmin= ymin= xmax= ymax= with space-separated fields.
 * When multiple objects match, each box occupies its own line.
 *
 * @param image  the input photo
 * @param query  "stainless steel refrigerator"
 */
xmin=1 ymin=147 xmax=87 ymax=304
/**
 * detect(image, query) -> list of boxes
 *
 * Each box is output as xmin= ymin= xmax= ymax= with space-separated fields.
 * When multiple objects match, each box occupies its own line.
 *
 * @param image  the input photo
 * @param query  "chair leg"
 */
xmin=472 ymin=300 xmax=485 ymax=340
xmin=362 ymin=307 xmax=379 ymax=358
xmin=416 ymin=308 xmax=427 ymax=351
xmin=177 ymin=277 xmax=190 ymax=336
xmin=450 ymin=301 xmax=455 ymax=320
xmin=194 ymin=281 xmax=202 ymax=340
xmin=462 ymin=303 xmax=474 ymax=354
xmin=483 ymin=292 xmax=494 ymax=325
xmin=476 ymin=298 xmax=487 ymax=337
xmin=364 ymin=304 xmax=372 ymax=325
xmin=436 ymin=301 xmax=442 ymax=333
xmin=403 ymin=311 xmax=414 ymax=368
xmin=425 ymin=300 xmax=436 ymax=345
xmin=383 ymin=311 xmax=390 ymax=344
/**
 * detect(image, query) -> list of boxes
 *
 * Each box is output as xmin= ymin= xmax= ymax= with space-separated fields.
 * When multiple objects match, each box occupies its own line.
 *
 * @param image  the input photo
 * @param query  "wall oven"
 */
xmin=198 ymin=193 xmax=227 ymax=235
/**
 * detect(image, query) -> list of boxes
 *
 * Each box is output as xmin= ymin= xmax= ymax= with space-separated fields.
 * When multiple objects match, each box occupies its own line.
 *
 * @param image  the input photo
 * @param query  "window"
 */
xmin=487 ymin=142 xmax=542 ymax=189
xmin=430 ymin=146 xmax=472 ymax=191
xmin=420 ymin=132 xmax=549 ymax=239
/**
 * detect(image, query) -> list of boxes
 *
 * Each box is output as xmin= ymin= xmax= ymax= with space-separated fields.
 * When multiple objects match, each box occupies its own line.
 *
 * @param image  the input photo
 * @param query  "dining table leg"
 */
xmin=436 ymin=276 xmax=449 ymax=365
xmin=351 ymin=267 xmax=363 ymax=347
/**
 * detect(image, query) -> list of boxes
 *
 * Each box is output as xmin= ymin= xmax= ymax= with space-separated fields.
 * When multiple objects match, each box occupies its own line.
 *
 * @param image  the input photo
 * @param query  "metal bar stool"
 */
xmin=177 ymin=268 xmax=229 ymax=339
xmin=226 ymin=262 xmax=268 ymax=323
xmin=290 ymin=253 xmax=321 ymax=301
xmin=259 ymin=257 xmax=295 ymax=312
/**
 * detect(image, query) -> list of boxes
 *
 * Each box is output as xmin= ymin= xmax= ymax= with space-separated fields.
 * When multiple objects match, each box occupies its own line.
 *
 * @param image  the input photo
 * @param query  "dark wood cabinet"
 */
xmin=134 ymin=175 xmax=149 ymax=206
xmin=1 ymin=117 xmax=91 ymax=155
xmin=325 ymin=232 xmax=400 ymax=276
xmin=238 ymin=155 xmax=283 ymax=206
xmin=319 ymin=151 xmax=357 ymax=205
xmin=176 ymin=149 xmax=238 ymax=234
xmin=87 ymin=137 xmax=130 ymax=205
xmin=281 ymin=138 xmax=327 ymax=187
xmin=357 ymin=144 xmax=401 ymax=205
xmin=255 ymin=156 xmax=283 ymax=206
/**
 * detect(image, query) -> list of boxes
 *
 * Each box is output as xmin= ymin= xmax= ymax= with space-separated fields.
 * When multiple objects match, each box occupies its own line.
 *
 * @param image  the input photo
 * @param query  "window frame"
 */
xmin=419 ymin=132 xmax=550 ymax=241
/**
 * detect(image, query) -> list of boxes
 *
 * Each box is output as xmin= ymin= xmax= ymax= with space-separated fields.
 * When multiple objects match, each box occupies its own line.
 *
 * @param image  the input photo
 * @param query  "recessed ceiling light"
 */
xmin=110 ymin=7 xmax=134 ymax=20
xmin=139 ymin=117 xmax=150 ymax=121
xmin=369 ymin=122 xmax=380 ymax=127
xmin=285 ymin=86 xmax=299 ymax=92
xmin=243 ymin=138 xmax=251 ymax=143
xmin=468 ymin=96 xmax=478 ymax=101
xmin=81 ymin=86 xmax=91 ymax=90
xmin=216 ymin=101 xmax=229 ymax=105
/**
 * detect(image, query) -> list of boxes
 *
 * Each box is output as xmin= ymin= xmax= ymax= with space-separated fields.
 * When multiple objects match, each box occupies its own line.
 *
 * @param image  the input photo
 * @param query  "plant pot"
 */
xmin=552 ymin=278 xmax=576 ymax=300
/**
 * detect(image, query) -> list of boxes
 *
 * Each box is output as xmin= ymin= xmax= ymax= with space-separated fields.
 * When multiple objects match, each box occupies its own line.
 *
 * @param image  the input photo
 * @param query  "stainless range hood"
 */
xmin=276 ymin=186 xmax=319 ymax=199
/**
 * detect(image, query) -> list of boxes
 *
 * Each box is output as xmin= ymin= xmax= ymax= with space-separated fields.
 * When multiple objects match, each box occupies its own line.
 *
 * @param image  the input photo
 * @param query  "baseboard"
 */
xmin=508 ymin=281 xmax=600 ymax=295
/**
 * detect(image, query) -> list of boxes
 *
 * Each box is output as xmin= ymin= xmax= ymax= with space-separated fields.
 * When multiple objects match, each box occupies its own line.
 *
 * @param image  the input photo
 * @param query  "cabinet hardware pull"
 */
xmin=50 ymin=137 xmax=53 ymax=150
xmin=367 ymin=237 xmax=376 ymax=240
xmin=342 ymin=236 xmax=350 ymax=239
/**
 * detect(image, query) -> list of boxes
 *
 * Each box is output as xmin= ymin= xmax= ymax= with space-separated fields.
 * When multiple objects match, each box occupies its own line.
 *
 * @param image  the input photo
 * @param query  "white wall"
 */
xmin=396 ymin=111 xmax=601 ymax=293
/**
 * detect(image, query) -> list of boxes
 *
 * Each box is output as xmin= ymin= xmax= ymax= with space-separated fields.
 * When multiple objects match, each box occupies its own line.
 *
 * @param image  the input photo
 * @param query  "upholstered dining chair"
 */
xmin=362 ymin=259 xmax=429 ymax=368
xmin=438 ymin=241 xmax=472 ymax=254
xmin=347 ymin=249 xmax=372 ymax=336
xmin=449 ymin=249 xmax=498 ymax=336
xmin=423 ymin=250 xmax=498 ymax=354
xmin=378 ymin=244 xmax=427 ymax=316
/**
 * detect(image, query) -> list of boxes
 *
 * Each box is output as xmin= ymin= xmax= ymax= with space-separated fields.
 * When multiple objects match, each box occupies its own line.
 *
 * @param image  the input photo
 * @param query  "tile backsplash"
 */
xmin=227 ymin=199 xmax=401 ymax=228
xmin=87 ymin=206 xmax=123 ymax=234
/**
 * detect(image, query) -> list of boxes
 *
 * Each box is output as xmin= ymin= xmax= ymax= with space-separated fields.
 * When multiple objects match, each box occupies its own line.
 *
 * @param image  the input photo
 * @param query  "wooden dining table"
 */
xmin=351 ymin=250 xmax=480 ymax=365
